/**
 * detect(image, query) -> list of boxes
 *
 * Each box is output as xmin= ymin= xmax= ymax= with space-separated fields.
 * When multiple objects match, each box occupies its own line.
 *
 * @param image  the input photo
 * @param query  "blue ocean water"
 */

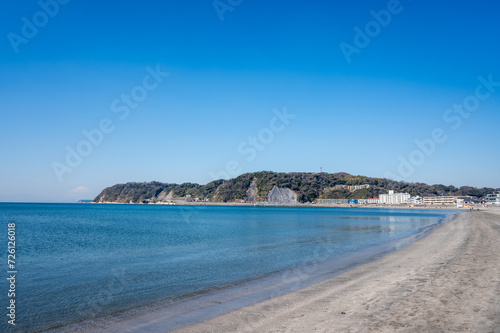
xmin=0 ymin=203 xmax=456 ymax=332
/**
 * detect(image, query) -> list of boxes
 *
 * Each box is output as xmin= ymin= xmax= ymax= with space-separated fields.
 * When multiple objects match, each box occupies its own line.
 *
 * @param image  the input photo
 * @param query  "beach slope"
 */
xmin=176 ymin=210 xmax=500 ymax=332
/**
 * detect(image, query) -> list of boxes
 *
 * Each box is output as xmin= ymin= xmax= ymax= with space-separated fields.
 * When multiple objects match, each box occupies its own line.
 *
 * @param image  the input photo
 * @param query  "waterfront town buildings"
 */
xmin=422 ymin=196 xmax=456 ymax=205
xmin=317 ymin=189 xmax=494 ymax=207
xmin=410 ymin=196 xmax=423 ymax=205
xmin=318 ymin=199 xmax=349 ymax=204
xmin=358 ymin=198 xmax=379 ymax=204
xmin=486 ymin=192 xmax=500 ymax=205
xmin=379 ymin=190 xmax=411 ymax=205
xmin=332 ymin=184 xmax=371 ymax=192
xmin=422 ymin=196 xmax=474 ymax=206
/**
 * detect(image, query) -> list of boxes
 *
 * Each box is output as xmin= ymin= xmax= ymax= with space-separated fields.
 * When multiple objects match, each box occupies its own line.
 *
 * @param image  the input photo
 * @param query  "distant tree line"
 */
xmin=93 ymin=171 xmax=499 ymax=204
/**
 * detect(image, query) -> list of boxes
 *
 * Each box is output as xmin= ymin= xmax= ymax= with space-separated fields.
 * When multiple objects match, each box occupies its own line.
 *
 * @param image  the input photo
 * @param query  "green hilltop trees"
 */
xmin=93 ymin=171 xmax=499 ymax=204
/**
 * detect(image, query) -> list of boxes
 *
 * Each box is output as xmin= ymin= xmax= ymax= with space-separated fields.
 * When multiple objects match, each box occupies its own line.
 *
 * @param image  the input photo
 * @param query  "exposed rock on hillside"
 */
xmin=267 ymin=186 xmax=297 ymax=204
xmin=245 ymin=181 xmax=257 ymax=202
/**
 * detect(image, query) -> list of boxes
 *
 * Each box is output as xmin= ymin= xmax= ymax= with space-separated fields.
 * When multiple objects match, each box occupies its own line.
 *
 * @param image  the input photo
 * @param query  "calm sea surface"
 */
xmin=0 ymin=203 xmax=456 ymax=332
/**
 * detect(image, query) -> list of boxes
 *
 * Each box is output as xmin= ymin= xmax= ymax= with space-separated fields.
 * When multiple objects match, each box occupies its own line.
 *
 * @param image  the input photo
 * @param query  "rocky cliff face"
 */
xmin=245 ymin=181 xmax=258 ymax=202
xmin=266 ymin=186 xmax=298 ymax=204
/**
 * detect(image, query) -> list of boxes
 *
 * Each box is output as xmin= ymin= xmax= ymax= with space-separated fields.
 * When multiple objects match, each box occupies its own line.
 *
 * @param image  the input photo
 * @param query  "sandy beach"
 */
xmin=170 ymin=208 xmax=500 ymax=333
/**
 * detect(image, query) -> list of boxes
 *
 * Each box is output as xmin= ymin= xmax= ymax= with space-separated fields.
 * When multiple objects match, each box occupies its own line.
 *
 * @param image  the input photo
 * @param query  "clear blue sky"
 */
xmin=1 ymin=0 xmax=499 ymax=202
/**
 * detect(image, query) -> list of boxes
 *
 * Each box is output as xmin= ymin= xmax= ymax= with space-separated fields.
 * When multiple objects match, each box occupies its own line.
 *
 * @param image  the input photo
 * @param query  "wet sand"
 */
xmin=173 ymin=209 xmax=500 ymax=333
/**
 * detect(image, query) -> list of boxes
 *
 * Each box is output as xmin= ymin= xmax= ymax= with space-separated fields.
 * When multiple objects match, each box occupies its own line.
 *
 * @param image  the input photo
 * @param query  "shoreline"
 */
xmin=82 ymin=223 xmax=441 ymax=332
xmin=52 ymin=209 xmax=466 ymax=332
xmin=174 ymin=208 xmax=500 ymax=332
xmin=68 ymin=207 xmax=500 ymax=332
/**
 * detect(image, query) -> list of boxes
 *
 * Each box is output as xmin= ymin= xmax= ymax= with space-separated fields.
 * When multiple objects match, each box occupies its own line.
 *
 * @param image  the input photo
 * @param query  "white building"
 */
xmin=423 ymin=196 xmax=456 ymax=205
xmin=333 ymin=184 xmax=370 ymax=192
xmin=410 ymin=196 xmax=423 ymax=205
xmin=318 ymin=199 xmax=349 ymax=204
xmin=357 ymin=198 xmax=379 ymax=204
xmin=379 ymin=190 xmax=410 ymax=205
xmin=486 ymin=193 xmax=500 ymax=205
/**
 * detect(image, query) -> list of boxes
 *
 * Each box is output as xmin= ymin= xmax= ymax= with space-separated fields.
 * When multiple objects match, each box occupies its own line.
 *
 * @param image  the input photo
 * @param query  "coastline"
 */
xmin=92 ymin=201 xmax=474 ymax=211
xmin=53 ymin=208 xmax=490 ymax=332
xmin=63 ymin=215 xmax=444 ymax=333
xmin=173 ymin=208 xmax=500 ymax=332
xmin=71 ymin=208 xmax=500 ymax=332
